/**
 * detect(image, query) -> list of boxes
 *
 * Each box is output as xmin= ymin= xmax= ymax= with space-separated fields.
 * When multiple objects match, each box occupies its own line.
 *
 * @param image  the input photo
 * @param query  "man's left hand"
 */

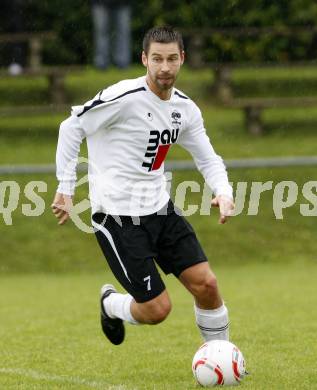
xmin=211 ymin=195 xmax=235 ymax=224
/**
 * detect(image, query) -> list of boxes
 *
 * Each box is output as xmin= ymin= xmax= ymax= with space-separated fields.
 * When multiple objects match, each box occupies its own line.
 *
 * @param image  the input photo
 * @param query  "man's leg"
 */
xmin=113 ymin=5 xmax=131 ymax=68
xmin=93 ymin=211 xmax=173 ymax=344
xmin=179 ymin=262 xmax=229 ymax=341
xmin=91 ymin=3 xmax=110 ymax=69
xmin=103 ymin=288 xmax=171 ymax=325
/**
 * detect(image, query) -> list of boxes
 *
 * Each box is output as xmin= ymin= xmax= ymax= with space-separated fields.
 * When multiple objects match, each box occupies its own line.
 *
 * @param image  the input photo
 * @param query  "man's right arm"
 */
xmin=52 ymin=115 xmax=85 ymax=225
xmin=52 ymin=86 xmax=121 ymax=224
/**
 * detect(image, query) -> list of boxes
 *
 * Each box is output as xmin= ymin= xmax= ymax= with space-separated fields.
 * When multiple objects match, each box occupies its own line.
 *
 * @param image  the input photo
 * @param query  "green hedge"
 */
xmin=2 ymin=0 xmax=317 ymax=65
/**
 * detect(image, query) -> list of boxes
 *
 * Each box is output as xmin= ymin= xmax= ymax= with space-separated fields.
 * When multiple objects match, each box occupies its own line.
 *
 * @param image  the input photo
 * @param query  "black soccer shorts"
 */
xmin=92 ymin=200 xmax=207 ymax=303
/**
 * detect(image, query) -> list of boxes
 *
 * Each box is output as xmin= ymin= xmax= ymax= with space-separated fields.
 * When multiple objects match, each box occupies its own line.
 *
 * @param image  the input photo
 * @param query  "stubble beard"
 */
xmin=155 ymin=75 xmax=176 ymax=91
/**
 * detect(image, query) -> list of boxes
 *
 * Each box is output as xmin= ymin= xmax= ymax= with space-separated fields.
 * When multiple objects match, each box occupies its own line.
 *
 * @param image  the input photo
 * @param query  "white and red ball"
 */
xmin=192 ymin=340 xmax=246 ymax=387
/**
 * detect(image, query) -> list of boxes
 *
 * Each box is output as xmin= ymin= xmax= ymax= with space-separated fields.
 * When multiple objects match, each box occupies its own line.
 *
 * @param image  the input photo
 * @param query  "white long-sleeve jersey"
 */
xmin=56 ymin=75 xmax=232 ymax=216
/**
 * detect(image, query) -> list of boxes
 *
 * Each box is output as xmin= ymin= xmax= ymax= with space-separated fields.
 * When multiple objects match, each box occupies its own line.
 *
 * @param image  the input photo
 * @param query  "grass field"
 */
xmin=1 ymin=261 xmax=316 ymax=389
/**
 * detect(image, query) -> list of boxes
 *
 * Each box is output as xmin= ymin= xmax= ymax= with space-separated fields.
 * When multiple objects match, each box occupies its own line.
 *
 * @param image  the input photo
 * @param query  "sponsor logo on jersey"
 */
xmin=171 ymin=110 xmax=181 ymax=125
xmin=142 ymin=128 xmax=179 ymax=171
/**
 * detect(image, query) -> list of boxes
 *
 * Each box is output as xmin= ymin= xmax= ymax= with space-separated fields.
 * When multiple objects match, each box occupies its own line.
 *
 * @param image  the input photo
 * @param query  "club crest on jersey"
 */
xmin=171 ymin=110 xmax=181 ymax=125
xmin=142 ymin=128 xmax=179 ymax=171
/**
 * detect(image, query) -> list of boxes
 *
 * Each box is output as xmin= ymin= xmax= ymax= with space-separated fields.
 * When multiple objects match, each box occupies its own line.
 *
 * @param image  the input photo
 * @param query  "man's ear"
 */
xmin=180 ymin=50 xmax=185 ymax=65
xmin=142 ymin=51 xmax=148 ymax=67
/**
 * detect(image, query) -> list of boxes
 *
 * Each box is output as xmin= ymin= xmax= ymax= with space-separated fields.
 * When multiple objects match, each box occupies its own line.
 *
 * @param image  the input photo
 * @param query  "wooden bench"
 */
xmin=0 ymin=65 xmax=84 ymax=104
xmin=182 ymin=26 xmax=317 ymax=102
xmin=222 ymin=96 xmax=317 ymax=135
xmin=182 ymin=27 xmax=317 ymax=134
xmin=0 ymin=67 xmax=67 ymax=104
xmin=0 ymin=32 xmax=86 ymax=104
xmin=208 ymin=61 xmax=317 ymax=103
xmin=0 ymin=31 xmax=56 ymax=71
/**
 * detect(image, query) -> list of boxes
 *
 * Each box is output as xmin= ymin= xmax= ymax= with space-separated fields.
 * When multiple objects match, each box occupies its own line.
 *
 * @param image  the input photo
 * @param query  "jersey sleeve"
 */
xmin=56 ymin=114 xmax=85 ymax=196
xmin=178 ymin=103 xmax=233 ymax=198
xmin=71 ymin=88 xmax=121 ymax=136
xmin=56 ymin=87 xmax=121 ymax=195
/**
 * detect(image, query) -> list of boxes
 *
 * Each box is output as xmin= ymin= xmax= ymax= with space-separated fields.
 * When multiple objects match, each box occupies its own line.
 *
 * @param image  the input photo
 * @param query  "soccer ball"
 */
xmin=192 ymin=340 xmax=246 ymax=387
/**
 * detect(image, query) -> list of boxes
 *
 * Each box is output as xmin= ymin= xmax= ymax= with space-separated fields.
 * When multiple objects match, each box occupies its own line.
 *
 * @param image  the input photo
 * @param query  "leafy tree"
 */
xmin=1 ymin=0 xmax=317 ymax=64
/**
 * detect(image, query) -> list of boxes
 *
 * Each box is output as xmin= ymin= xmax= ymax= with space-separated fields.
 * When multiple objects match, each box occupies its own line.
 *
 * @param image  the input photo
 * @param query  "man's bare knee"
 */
xmin=202 ymin=274 xmax=219 ymax=297
xmin=131 ymin=291 xmax=172 ymax=324
xmin=147 ymin=300 xmax=172 ymax=324
xmin=189 ymin=274 xmax=219 ymax=299
xmin=195 ymin=274 xmax=222 ymax=309
xmin=179 ymin=263 xmax=222 ymax=309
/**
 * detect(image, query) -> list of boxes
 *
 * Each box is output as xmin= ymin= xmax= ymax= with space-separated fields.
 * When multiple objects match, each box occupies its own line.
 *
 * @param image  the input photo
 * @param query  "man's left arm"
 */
xmin=178 ymin=104 xmax=234 ymax=224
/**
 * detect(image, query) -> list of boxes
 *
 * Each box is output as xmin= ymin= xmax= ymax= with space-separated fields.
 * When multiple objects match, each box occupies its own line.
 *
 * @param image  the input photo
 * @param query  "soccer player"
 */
xmin=52 ymin=26 xmax=234 ymax=345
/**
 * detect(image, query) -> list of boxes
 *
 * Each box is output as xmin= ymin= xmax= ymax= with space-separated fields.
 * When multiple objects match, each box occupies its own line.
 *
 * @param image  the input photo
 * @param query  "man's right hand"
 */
xmin=51 ymin=192 xmax=73 ymax=225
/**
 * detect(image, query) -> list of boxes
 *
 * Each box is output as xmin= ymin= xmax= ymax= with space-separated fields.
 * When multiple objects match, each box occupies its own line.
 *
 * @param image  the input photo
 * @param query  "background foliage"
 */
xmin=2 ymin=0 xmax=317 ymax=65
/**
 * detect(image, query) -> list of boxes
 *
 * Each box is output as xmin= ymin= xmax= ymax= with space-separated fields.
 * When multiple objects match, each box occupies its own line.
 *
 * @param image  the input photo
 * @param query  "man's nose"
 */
xmin=161 ymin=60 xmax=170 ymax=72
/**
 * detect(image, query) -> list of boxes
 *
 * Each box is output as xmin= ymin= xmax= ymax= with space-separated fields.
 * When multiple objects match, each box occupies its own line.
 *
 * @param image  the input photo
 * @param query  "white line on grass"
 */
xmin=0 ymin=367 xmax=136 ymax=390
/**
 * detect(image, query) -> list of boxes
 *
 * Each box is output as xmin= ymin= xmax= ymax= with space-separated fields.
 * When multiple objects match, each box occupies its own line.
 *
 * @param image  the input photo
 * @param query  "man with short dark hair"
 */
xmin=52 ymin=26 xmax=234 ymax=345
